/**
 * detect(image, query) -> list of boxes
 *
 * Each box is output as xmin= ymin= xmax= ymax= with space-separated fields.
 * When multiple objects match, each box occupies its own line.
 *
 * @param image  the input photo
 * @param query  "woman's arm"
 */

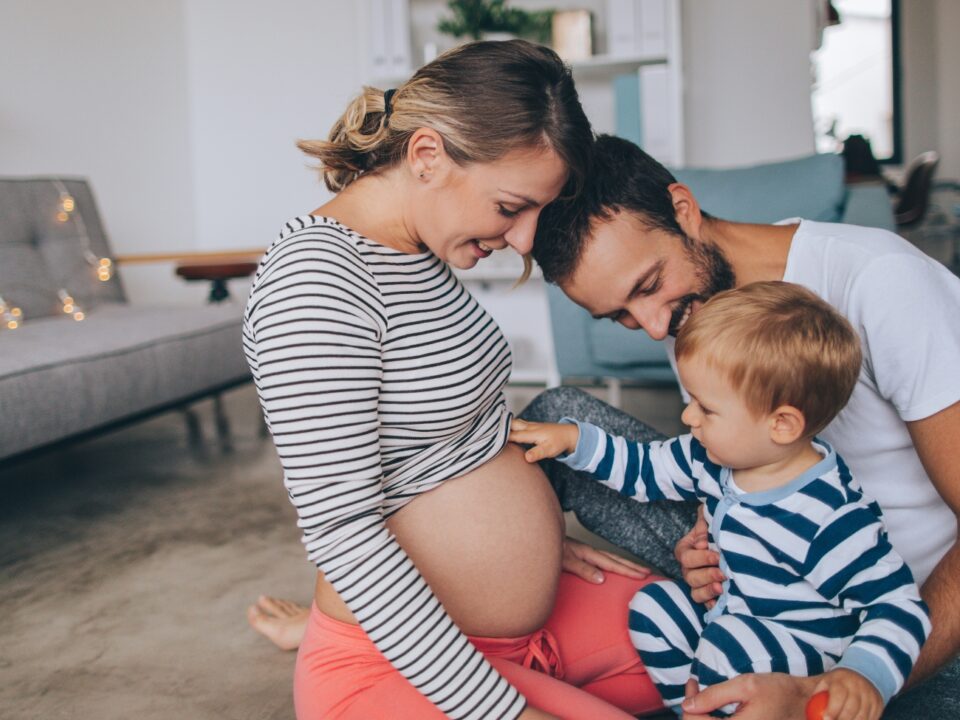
xmin=247 ymin=237 xmax=525 ymax=720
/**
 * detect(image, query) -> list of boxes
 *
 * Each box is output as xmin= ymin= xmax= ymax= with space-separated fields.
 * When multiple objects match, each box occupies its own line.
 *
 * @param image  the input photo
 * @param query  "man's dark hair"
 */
xmin=533 ymin=134 xmax=684 ymax=284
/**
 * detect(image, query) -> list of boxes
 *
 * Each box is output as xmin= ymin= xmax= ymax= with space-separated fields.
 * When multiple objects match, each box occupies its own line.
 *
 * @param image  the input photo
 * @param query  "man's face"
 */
xmin=560 ymin=210 xmax=735 ymax=341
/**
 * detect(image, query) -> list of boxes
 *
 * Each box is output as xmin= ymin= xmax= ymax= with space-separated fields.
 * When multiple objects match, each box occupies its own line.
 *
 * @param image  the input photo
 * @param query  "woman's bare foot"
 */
xmin=246 ymin=595 xmax=310 ymax=651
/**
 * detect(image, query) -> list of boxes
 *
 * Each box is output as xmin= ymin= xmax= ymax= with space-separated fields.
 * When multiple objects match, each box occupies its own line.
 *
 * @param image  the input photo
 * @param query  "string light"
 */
xmin=52 ymin=180 xmax=114 ymax=282
xmin=58 ymin=288 xmax=85 ymax=321
xmin=0 ymin=295 xmax=21 ymax=330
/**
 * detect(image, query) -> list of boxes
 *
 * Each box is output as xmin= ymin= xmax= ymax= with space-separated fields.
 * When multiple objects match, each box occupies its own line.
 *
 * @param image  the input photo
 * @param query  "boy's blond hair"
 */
xmin=674 ymin=281 xmax=862 ymax=437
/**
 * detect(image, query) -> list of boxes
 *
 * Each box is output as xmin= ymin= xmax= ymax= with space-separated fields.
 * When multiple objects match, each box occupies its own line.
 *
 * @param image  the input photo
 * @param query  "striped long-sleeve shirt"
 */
xmin=560 ymin=419 xmax=931 ymax=703
xmin=242 ymin=216 xmax=525 ymax=719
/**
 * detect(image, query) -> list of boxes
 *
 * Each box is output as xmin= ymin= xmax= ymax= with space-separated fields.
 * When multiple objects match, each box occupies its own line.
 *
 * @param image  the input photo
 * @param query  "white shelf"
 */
xmin=568 ymin=52 xmax=669 ymax=78
xmin=372 ymin=53 xmax=670 ymax=87
xmin=509 ymin=367 xmax=554 ymax=385
xmin=453 ymin=266 xmax=543 ymax=282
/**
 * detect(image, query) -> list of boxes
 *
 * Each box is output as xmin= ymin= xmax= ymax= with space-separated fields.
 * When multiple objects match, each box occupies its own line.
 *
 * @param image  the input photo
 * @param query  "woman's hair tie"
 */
xmin=383 ymin=88 xmax=397 ymax=120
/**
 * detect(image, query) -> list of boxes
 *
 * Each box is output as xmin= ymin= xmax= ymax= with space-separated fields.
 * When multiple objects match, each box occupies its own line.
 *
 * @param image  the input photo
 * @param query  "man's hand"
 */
xmin=562 ymin=537 xmax=651 ymax=584
xmin=680 ymin=673 xmax=818 ymax=720
xmin=509 ymin=418 xmax=579 ymax=463
xmin=675 ymin=505 xmax=724 ymax=607
xmin=809 ymin=669 xmax=883 ymax=720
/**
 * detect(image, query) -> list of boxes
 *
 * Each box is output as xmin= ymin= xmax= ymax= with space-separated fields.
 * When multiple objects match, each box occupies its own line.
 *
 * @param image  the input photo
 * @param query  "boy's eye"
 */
xmin=497 ymin=204 xmax=519 ymax=218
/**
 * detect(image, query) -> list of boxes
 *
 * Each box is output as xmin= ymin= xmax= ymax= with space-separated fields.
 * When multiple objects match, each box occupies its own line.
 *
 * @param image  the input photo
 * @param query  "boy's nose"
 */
xmin=681 ymin=402 xmax=698 ymax=427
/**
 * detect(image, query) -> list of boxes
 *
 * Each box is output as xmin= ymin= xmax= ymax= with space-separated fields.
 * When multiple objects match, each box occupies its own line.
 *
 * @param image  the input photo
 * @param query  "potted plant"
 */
xmin=437 ymin=0 xmax=552 ymax=44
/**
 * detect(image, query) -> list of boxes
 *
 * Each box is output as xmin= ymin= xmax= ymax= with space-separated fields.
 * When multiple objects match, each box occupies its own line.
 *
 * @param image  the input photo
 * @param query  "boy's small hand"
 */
xmin=509 ymin=419 xmax=579 ymax=463
xmin=812 ymin=669 xmax=883 ymax=720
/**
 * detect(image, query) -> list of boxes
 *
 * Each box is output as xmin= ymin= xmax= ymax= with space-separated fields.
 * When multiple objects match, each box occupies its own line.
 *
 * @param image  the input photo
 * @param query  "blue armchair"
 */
xmin=545 ymin=152 xmax=896 ymax=388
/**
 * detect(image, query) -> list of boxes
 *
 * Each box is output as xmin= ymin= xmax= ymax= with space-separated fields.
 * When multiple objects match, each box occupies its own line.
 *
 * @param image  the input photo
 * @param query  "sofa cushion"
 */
xmin=0 ymin=177 xmax=127 ymax=322
xmin=672 ymin=153 xmax=846 ymax=224
xmin=0 ymin=303 xmax=250 ymax=459
xmin=0 ymin=181 xmax=60 ymax=320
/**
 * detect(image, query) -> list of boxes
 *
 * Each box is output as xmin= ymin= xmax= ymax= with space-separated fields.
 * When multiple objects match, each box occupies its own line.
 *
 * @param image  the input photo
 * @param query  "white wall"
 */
xmin=182 ymin=0 xmax=364 ymax=252
xmin=934 ymin=0 xmax=960 ymax=180
xmin=900 ymin=0 xmax=939 ymax=167
xmin=680 ymin=0 xmax=817 ymax=167
xmin=0 ymin=1 xmax=194 ymax=257
xmin=0 ymin=0 xmax=367 ymax=303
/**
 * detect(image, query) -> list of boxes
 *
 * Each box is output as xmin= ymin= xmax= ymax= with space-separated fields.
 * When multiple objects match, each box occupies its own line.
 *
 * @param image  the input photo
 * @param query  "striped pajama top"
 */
xmin=560 ymin=419 xmax=931 ymax=703
xmin=243 ymin=216 xmax=525 ymax=719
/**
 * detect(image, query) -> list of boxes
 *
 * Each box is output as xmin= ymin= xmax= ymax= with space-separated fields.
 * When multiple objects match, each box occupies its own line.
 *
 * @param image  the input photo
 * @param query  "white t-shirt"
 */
xmin=666 ymin=220 xmax=960 ymax=584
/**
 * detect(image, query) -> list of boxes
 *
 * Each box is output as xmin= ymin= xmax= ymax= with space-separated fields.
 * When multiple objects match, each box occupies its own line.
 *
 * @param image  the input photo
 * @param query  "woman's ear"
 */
xmin=768 ymin=405 xmax=807 ymax=445
xmin=406 ymin=128 xmax=447 ymax=181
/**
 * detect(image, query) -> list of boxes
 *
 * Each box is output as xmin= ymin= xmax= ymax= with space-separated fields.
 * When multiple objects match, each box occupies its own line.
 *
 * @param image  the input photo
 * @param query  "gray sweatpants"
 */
xmin=518 ymin=386 xmax=960 ymax=719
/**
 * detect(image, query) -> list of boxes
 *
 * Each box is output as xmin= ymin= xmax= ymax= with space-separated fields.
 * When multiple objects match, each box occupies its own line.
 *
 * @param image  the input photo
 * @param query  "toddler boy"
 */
xmin=510 ymin=281 xmax=930 ymax=719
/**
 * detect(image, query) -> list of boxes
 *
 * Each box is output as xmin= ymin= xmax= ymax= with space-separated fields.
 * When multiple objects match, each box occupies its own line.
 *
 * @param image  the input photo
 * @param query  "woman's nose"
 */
xmin=504 ymin=212 xmax=538 ymax=255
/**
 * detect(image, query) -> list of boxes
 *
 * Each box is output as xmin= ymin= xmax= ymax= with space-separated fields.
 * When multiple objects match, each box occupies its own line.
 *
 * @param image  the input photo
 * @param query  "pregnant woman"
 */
xmin=243 ymin=41 xmax=665 ymax=719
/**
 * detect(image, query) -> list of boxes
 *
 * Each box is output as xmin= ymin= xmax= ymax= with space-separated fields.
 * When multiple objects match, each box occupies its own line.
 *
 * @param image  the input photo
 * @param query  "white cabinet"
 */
xmin=363 ymin=1 xmax=683 ymax=384
xmin=366 ymin=0 xmax=414 ymax=80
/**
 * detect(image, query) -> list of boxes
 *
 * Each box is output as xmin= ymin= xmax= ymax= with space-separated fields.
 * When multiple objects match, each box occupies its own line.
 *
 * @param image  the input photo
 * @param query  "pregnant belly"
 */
xmin=314 ymin=442 xmax=566 ymax=637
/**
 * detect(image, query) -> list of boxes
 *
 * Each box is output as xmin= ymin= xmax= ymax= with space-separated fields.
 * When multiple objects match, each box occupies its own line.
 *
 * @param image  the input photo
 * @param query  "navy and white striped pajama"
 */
xmin=558 ymin=419 xmax=931 ymax=716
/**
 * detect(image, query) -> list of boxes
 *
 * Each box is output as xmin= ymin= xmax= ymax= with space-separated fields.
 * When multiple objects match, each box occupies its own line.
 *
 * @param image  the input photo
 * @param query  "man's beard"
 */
xmin=667 ymin=238 xmax=736 ymax=337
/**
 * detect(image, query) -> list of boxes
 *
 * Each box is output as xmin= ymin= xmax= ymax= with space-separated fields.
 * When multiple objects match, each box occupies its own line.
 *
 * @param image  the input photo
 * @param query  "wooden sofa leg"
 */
xmin=182 ymin=407 xmax=203 ymax=448
xmin=213 ymin=394 xmax=233 ymax=453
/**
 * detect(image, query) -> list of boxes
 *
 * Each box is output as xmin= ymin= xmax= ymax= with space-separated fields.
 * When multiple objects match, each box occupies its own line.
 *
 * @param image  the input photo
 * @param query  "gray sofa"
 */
xmin=0 ymin=177 xmax=252 ymax=462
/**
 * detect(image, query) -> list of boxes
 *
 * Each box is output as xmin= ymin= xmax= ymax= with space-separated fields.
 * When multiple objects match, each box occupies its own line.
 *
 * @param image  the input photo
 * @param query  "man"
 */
xmin=524 ymin=135 xmax=960 ymax=719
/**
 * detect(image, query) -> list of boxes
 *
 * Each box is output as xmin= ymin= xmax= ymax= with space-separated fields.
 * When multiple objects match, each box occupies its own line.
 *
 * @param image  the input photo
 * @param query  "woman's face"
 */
xmin=412 ymin=144 xmax=568 ymax=269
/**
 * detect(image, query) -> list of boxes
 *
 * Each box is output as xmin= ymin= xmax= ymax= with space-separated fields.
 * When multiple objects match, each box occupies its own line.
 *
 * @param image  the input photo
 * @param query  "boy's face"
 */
xmin=676 ymin=355 xmax=777 ymax=470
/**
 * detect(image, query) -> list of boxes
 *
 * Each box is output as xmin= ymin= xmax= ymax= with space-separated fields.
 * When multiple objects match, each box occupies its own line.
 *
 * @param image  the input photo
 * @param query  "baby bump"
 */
xmin=389 ymin=442 xmax=566 ymax=636
xmin=315 ymin=443 xmax=566 ymax=637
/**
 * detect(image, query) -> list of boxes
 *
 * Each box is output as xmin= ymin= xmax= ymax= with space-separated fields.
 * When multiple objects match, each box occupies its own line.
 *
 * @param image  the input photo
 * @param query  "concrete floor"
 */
xmin=0 ymin=382 xmax=685 ymax=720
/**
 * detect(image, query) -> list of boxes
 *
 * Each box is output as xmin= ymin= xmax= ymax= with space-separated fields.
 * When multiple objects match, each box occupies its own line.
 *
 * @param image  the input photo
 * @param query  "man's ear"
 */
xmin=768 ymin=405 xmax=807 ymax=445
xmin=668 ymin=183 xmax=705 ymax=240
xmin=405 ymin=128 xmax=448 ymax=181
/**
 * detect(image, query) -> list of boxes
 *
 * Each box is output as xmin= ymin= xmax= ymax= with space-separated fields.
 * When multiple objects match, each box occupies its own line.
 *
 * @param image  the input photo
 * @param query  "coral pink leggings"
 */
xmin=294 ymin=572 xmax=666 ymax=719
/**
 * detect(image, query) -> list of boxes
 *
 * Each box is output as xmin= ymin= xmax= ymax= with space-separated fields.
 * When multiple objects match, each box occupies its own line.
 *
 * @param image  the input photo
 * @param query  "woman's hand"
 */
xmin=674 ymin=505 xmax=724 ymax=607
xmin=680 ymin=672 xmax=819 ymax=720
xmin=509 ymin=418 xmax=579 ymax=463
xmin=563 ymin=537 xmax=651 ymax=584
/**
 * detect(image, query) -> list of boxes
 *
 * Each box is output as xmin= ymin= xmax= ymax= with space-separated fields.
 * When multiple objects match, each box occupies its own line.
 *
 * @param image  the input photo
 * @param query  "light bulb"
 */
xmin=11 ymin=307 xmax=21 ymax=317
xmin=56 ymin=211 xmax=69 ymax=223
xmin=63 ymin=304 xmax=74 ymax=313
xmin=99 ymin=258 xmax=112 ymax=267
xmin=73 ymin=311 xmax=85 ymax=321
xmin=61 ymin=195 xmax=75 ymax=212
xmin=6 ymin=320 xmax=18 ymax=330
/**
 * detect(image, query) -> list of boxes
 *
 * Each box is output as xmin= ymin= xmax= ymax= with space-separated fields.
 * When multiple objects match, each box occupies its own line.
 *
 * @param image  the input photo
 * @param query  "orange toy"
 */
xmin=806 ymin=690 xmax=829 ymax=720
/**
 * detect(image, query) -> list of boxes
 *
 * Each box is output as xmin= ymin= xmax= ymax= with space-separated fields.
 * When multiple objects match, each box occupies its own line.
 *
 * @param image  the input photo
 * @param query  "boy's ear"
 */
xmin=768 ymin=405 xmax=807 ymax=445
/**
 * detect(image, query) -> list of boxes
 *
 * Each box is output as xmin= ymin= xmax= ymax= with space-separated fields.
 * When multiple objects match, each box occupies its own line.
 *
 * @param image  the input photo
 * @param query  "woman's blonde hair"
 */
xmin=299 ymin=42 xmax=592 ymax=281
xmin=674 ymin=281 xmax=862 ymax=438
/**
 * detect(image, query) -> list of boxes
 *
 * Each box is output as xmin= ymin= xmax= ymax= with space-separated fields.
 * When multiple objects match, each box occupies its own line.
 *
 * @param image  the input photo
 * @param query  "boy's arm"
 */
xmin=803 ymin=506 xmax=932 ymax=705
xmin=556 ymin=418 xmax=701 ymax=503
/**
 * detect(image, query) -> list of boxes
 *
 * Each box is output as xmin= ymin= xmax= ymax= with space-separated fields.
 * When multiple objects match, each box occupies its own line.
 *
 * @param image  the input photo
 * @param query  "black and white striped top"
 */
xmin=242 ymin=216 xmax=524 ymax=719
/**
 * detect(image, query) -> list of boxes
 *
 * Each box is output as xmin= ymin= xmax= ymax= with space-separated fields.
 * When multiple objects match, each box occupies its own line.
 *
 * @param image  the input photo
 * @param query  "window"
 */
xmin=812 ymin=0 xmax=902 ymax=163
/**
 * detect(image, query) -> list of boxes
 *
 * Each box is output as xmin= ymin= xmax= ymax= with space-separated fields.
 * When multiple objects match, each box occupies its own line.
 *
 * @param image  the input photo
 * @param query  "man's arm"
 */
xmin=904 ymin=399 xmax=960 ymax=687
